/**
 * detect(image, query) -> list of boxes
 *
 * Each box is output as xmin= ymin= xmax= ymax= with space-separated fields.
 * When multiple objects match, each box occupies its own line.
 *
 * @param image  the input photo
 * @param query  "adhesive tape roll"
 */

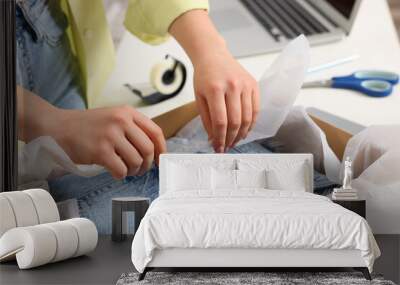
xmin=150 ymin=58 xmax=184 ymax=95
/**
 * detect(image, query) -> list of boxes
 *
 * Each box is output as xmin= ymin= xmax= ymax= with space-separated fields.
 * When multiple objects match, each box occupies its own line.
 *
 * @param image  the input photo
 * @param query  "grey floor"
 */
xmin=0 ymin=235 xmax=398 ymax=285
xmin=0 ymin=236 xmax=134 ymax=285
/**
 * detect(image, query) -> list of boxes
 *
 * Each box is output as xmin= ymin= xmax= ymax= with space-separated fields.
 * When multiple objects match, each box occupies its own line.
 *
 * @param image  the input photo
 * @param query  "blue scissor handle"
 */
xmin=333 ymin=70 xmax=399 ymax=85
xmin=331 ymin=79 xmax=393 ymax=97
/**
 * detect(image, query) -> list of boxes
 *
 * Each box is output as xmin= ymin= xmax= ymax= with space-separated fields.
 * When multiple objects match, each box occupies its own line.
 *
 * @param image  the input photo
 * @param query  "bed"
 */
xmin=131 ymin=154 xmax=380 ymax=280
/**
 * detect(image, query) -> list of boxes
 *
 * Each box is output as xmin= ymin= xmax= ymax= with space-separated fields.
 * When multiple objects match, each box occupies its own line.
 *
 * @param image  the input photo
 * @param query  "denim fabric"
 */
xmin=49 ymin=166 xmax=160 ymax=234
xmin=16 ymin=0 xmax=85 ymax=109
xmin=49 ymin=140 xmax=337 ymax=234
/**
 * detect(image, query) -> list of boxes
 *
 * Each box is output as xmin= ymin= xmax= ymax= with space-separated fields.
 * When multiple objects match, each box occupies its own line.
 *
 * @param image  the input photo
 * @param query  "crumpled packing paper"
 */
xmin=341 ymin=125 xmax=400 ymax=234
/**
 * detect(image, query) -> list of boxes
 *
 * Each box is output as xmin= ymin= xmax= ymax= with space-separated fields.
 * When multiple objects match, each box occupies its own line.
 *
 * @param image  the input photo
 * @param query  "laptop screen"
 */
xmin=326 ymin=0 xmax=357 ymax=19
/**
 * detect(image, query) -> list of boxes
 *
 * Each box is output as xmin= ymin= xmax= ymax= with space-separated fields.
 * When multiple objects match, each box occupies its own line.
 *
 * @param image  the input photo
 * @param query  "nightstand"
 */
xmin=332 ymin=199 xmax=366 ymax=218
xmin=112 ymin=197 xmax=150 ymax=242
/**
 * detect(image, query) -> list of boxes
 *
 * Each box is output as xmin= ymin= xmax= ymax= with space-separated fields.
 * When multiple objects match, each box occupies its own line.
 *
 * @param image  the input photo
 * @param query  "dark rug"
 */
xmin=116 ymin=271 xmax=396 ymax=285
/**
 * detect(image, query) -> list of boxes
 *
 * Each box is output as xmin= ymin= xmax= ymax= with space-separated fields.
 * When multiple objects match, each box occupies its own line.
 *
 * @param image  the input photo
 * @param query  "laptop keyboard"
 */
xmin=240 ymin=0 xmax=330 ymax=41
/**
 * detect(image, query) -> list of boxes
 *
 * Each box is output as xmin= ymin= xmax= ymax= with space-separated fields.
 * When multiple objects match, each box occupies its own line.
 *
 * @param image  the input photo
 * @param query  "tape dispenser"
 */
xmin=125 ymin=55 xmax=187 ymax=105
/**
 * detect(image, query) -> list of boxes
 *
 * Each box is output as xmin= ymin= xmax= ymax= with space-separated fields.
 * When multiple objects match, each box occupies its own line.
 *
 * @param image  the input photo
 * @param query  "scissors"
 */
xmin=303 ymin=70 xmax=399 ymax=97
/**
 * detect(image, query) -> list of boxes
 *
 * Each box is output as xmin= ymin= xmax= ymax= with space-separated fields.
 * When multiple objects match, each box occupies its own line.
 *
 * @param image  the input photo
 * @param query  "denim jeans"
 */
xmin=16 ymin=0 xmax=85 ymax=109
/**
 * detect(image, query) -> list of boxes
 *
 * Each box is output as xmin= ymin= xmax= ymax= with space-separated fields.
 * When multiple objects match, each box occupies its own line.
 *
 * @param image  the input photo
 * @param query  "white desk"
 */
xmin=98 ymin=0 xmax=400 ymax=130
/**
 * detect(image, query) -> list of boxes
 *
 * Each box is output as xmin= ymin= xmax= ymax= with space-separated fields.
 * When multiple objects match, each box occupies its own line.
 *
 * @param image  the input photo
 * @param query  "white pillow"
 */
xmin=236 ymin=169 xmax=268 ymax=189
xmin=167 ymin=162 xmax=212 ymax=191
xmin=212 ymin=168 xmax=236 ymax=190
xmin=266 ymin=163 xmax=307 ymax=191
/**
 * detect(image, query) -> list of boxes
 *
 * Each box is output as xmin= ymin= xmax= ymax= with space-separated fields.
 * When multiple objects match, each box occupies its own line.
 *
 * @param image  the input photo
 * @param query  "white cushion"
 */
xmin=0 ymin=218 xmax=97 ymax=269
xmin=266 ymin=163 xmax=307 ymax=191
xmin=24 ymin=189 xmax=60 ymax=224
xmin=238 ymin=159 xmax=308 ymax=191
xmin=236 ymin=169 xmax=268 ymax=189
xmin=0 ymin=190 xmax=60 ymax=237
xmin=0 ymin=189 xmax=98 ymax=269
xmin=167 ymin=162 xmax=212 ymax=191
xmin=42 ymin=222 xmax=78 ymax=262
xmin=212 ymin=168 xmax=237 ymax=190
xmin=212 ymin=169 xmax=268 ymax=190
xmin=0 ymin=196 xmax=17 ymax=237
xmin=66 ymin=218 xmax=98 ymax=257
xmin=1 ymin=191 xmax=39 ymax=227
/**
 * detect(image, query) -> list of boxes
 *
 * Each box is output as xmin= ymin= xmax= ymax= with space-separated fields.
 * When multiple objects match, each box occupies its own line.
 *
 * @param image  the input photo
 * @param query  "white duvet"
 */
xmin=131 ymin=190 xmax=380 ymax=273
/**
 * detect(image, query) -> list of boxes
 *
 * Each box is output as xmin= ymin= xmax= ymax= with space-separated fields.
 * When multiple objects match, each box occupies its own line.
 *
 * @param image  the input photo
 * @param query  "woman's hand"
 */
xmin=54 ymin=106 xmax=166 ymax=179
xmin=169 ymin=10 xmax=260 ymax=152
xmin=17 ymin=87 xmax=166 ymax=179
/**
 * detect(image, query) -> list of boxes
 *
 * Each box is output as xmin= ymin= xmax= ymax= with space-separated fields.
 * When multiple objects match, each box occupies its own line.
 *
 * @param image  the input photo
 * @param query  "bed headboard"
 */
xmin=159 ymin=153 xmax=314 ymax=195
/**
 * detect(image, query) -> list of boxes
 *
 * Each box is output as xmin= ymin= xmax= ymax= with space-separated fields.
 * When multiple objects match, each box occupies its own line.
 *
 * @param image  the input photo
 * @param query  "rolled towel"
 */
xmin=0 ymin=189 xmax=59 ymax=237
xmin=0 ymin=218 xmax=98 ymax=269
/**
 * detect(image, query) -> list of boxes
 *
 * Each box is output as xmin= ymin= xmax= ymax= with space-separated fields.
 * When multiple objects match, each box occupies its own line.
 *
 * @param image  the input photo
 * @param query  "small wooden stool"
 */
xmin=111 ymin=197 xmax=150 ymax=242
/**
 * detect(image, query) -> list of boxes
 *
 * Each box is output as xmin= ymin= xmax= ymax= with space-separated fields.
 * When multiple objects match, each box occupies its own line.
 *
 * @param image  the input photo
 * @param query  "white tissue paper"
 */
xmin=243 ymin=35 xmax=311 ymax=143
xmin=18 ymin=136 xmax=104 ymax=185
xmin=342 ymin=125 xmax=400 ymax=234
xmin=168 ymin=35 xmax=311 ymax=151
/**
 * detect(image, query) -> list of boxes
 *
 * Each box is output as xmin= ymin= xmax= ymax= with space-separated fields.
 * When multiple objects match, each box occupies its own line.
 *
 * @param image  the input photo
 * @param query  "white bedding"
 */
xmin=131 ymin=190 xmax=380 ymax=273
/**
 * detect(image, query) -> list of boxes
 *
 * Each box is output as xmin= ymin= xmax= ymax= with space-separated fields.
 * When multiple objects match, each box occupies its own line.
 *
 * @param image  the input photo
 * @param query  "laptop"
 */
xmin=209 ymin=0 xmax=362 ymax=57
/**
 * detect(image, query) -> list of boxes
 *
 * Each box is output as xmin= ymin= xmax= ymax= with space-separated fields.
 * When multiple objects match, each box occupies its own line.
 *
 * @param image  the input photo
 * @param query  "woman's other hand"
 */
xmin=193 ymin=47 xmax=259 ymax=153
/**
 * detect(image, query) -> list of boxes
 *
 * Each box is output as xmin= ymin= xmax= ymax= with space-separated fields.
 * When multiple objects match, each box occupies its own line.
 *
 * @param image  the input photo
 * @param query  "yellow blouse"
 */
xmin=61 ymin=0 xmax=209 ymax=108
